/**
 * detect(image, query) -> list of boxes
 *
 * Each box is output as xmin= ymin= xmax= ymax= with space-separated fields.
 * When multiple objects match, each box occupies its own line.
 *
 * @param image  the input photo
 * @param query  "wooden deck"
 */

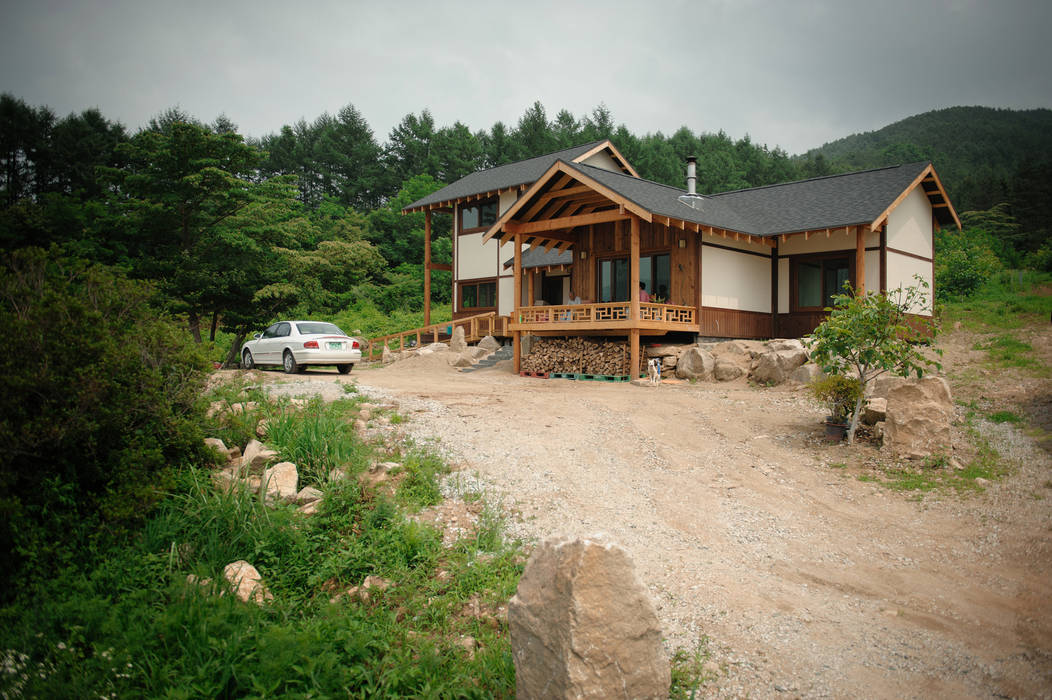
xmin=510 ymin=302 xmax=697 ymax=335
xmin=366 ymin=312 xmax=509 ymax=361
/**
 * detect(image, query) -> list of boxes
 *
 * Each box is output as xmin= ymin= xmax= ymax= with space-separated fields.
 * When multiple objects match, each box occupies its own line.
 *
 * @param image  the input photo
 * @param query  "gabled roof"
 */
xmin=484 ymin=159 xmax=959 ymax=246
xmin=402 ymin=140 xmax=636 ymax=213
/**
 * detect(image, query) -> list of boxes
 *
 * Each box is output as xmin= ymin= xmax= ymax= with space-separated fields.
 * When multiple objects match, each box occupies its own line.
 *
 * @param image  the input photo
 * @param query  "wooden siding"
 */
xmin=699 ymin=307 xmax=773 ymax=338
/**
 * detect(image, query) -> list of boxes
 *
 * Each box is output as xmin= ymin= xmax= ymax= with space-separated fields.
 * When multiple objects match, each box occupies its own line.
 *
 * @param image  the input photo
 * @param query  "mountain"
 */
xmin=798 ymin=106 xmax=1052 ymax=215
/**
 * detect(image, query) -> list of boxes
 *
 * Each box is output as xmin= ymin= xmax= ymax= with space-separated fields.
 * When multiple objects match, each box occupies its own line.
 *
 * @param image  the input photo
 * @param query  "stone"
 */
xmin=382 ymin=346 xmax=394 ymax=364
xmin=297 ymin=500 xmax=320 ymax=516
xmin=211 ymin=465 xmax=240 ymax=492
xmin=470 ymin=346 xmax=491 ymax=360
xmin=509 ymin=534 xmax=670 ymax=700
xmin=240 ymin=440 xmax=277 ymax=474
xmin=450 ymin=325 xmax=467 ymax=353
xmin=262 ymin=462 xmax=298 ymax=504
xmin=862 ymin=397 xmax=887 ymax=425
xmin=478 ymin=335 xmax=501 ymax=352
xmin=521 ymin=334 xmax=536 ymax=357
xmin=884 ymin=377 xmax=954 ymax=458
xmin=449 ymin=352 xmax=475 ymax=368
xmin=660 ymin=354 xmax=678 ymax=371
xmin=354 ymin=419 xmax=368 ymax=435
xmin=340 ymin=575 xmax=394 ymax=604
xmin=359 ymin=461 xmax=399 ymax=489
xmin=204 ymin=437 xmax=228 ymax=456
xmin=426 ymin=342 xmax=449 ymax=353
xmin=974 ymin=477 xmax=990 ymax=486
xmin=713 ymin=358 xmax=745 ymax=382
xmin=255 ymin=419 xmax=269 ymax=439
xmin=790 ymin=363 xmax=825 ymax=385
xmin=645 ymin=344 xmax=686 ymax=358
xmin=296 ymin=486 xmax=323 ymax=504
xmin=869 ymin=375 xmax=910 ymax=399
xmin=766 ymin=338 xmax=806 ymax=354
xmin=711 ymin=339 xmax=766 ymax=360
xmin=457 ymin=635 xmax=478 ymax=659
xmin=359 ymin=408 xmax=372 ymax=421
xmin=223 ymin=560 xmax=273 ymax=605
xmin=751 ymin=348 xmax=809 ymax=386
xmin=675 ymin=347 xmax=715 ymax=380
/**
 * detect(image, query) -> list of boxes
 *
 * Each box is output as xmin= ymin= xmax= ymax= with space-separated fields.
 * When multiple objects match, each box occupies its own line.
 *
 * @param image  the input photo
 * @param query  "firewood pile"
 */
xmin=521 ymin=337 xmax=643 ymax=376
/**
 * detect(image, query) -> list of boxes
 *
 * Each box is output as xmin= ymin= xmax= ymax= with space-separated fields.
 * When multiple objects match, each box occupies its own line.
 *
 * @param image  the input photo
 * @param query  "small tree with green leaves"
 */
xmin=807 ymin=280 xmax=942 ymax=444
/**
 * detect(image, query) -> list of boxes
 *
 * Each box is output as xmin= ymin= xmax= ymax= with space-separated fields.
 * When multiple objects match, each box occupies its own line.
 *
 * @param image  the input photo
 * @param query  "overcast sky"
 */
xmin=3 ymin=0 xmax=1051 ymax=155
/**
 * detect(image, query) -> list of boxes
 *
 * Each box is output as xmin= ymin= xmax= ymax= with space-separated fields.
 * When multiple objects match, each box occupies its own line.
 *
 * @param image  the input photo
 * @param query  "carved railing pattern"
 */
xmin=516 ymin=303 xmax=695 ymax=327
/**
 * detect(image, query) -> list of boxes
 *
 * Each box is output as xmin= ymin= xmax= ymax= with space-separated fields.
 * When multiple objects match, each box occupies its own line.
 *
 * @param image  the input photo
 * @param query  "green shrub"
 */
xmin=0 ymin=248 xmax=210 ymax=597
xmin=808 ymin=375 xmax=864 ymax=424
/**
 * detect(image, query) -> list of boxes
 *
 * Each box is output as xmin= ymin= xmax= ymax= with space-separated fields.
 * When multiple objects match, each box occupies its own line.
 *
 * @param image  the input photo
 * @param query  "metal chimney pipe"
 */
xmin=686 ymin=156 xmax=697 ymax=195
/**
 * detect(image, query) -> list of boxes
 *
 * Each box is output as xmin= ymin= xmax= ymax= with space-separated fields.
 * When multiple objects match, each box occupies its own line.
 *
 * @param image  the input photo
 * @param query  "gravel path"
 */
xmin=236 ymin=351 xmax=1052 ymax=699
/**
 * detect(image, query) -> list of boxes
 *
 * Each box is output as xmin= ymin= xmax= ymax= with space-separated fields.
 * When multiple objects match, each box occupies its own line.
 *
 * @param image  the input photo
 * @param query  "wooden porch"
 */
xmin=511 ymin=301 xmax=697 ymax=334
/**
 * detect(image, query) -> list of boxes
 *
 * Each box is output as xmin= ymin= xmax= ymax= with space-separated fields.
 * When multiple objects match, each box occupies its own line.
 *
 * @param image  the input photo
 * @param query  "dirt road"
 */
xmin=265 ymin=341 xmax=1052 ymax=698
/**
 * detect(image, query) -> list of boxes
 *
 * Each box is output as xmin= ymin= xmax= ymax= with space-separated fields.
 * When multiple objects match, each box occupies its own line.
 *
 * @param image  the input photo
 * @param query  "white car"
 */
xmin=241 ymin=321 xmax=362 ymax=374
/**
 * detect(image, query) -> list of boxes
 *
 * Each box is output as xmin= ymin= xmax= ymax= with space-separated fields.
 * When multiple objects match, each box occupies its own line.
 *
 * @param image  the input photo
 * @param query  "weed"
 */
xmin=973 ymin=334 xmax=1044 ymax=373
xmin=857 ymin=474 xmax=879 ymax=483
xmin=265 ymin=398 xmax=371 ymax=485
xmin=669 ymin=636 xmax=718 ymax=699
xmin=988 ymin=410 xmax=1024 ymax=424
xmin=829 ymin=462 xmax=848 ymax=470
xmin=396 ymin=450 xmax=447 ymax=509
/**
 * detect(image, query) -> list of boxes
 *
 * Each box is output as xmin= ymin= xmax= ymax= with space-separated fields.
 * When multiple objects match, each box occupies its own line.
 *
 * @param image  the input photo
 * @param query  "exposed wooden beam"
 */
xmin=504 ymin=209 xmax=629 ymax=235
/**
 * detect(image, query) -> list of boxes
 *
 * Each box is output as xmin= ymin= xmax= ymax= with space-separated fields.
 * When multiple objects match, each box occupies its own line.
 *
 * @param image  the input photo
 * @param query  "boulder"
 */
xmin=869 ymin=375 xmax=910 ymax=399
xmin=382 ymin=346 xmax=394 ymax=364
xmin=509 ymin=534 xmax=670 ymax=700
xmin=675 ymin=347 xmax=714 ymax=380
xmin=204 ymin=437 xmax=228 ymax=455
xmin=470 ymin=346 xmax=491 ymax=360
xmin=240 ymin=439 xmax=277 ymax=474
xmin=645 ymin=344 xmax=686 ymax=359
xmin=450 ymin=326 xmax=467 ymax=353
xmin=751 ymin=349 xmax=809 ymax=386
xmin=766 ymin=338 xmax=807 ymax=354
xmin=713 ymin=358 xmax=745 ymax=382
xmin=790 ymin=363 xmax=825 ymax=384
xmin=884 ymin=377 xmax=954 ymax=458
xmin=449 ymin=352 xmax=475 ymax=368
xmin=262 ymin=462 xmax=298 ymax=504
xmin=661 ymin=354 xmax=678 ymax=371
xmin=862 ymin=397 xmax=888 ymax=425
xmin=711 ymin=339 xmax=766 ymax=360
xmin=426 ymin=342 xmax=449 ymax=353
xmin=223 ymin=560 xmax=273 ymax=605
xmin=478 ymin=335 xmax=501 ymax=352
xmin=296 ymin=486 xmax=324 ymax=504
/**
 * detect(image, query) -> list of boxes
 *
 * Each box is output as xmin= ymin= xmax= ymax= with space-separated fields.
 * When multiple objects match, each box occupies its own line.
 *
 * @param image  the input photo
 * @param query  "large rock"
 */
xmin=381 ymin=345 xmax=394 ymax=364
xmin=223 ymin=560 xmax=273 ymax=605
xmin=869 ymin=375 xmax=910 ymax=399
xmin=790 ymin=363 xmax=825 ymax=385
xmin=713 ymin=358 xmax=745 ymax=381
xmin=711 ymin=339 xmax=766 ymax=360
xmin=750 ymin=348 xmax=808 ymax=385
xmin=470 ymin=346 xmax=491 ymax=360
xmin=450 ymin=325 xmax=467 ymax=353
xmin=766 ymin=338 xmax=807 ymax=354
xmin=675 ymin=347 xmax=714 ymax=380
xmin=884 ymin=377 xmax=954 ymax=457
xmin=478 ymin=335 xmax=501 ymax=352
xmin=509 ymin=534 xmax=670 ymax=700
xmin=862 ymin=397 xmax=887 ymax=425
xmin=645 ymin=344 xmax=686 ymax=359
xmin=240 ymin=439 xmax=277 ymax=474
xmin=449 ymin=351 xmax=475 ymax=368
xmin=262 ymin=462 xmax=298 ymax=503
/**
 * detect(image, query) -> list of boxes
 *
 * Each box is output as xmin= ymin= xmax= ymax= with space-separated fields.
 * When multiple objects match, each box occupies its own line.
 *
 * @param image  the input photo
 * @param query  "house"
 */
xmin=403 ymin=140 xmax=959 ymax=374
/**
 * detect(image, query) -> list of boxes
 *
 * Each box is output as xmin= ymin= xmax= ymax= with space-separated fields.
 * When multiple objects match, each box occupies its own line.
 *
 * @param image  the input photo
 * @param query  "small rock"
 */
xmin=478 ymin=335 xmax=501 ymax=352
xmin=262 ymin=462 xmax=298 ymax=504
xmin=296 ymin=486 xmax=323 ymax=504
xmin=974 ymin=477 xmax=990 ymax=486
xmin=223 ymin=561 xmax=273 ymax=605
xmin=241 ymin=439 xmax=278 ymax=474
xmin=255 ymin=419 xmax=269 ymax=438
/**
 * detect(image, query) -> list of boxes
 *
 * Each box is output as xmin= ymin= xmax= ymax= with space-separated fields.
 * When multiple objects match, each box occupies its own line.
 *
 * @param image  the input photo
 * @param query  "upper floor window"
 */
xmin=792 ymin=254 xmax=851 ymax=311
xmin=459 ymin=200 xmax=498 ymax=233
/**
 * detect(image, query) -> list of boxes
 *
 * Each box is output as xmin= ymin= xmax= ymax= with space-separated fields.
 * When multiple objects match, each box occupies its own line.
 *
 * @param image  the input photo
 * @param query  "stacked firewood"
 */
xmin=521 ymin=337 xmax=643 ymax=376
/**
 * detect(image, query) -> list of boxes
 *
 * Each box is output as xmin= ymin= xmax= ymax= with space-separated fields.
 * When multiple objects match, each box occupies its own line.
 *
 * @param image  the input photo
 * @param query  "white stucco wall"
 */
xmin=865 ymin=250 xmax=880 ymax=294
xmin=885 ymin=251 xmax=933 ymax=314
xmin=498 ymin=189 xmax=518 ymax=215
xmin=778 ymin=258 xmax=790 ymax=313
xmin=702 ymin=246 xmax=771 ymax=312
xmin=886 ymin=186 xmax=933 ymax=258
xmin=581 ymin=150 xmax=621 ymax=172
xmin=457 ymin=232 xmax=497 ymax=279
xmin=498 ymin=277 xmax=515 ymax=316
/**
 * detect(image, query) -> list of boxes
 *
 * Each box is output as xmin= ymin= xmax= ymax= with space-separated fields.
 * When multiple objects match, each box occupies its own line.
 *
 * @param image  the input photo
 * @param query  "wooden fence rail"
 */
xmin=365 ymin=312 xmax=509 ymax=361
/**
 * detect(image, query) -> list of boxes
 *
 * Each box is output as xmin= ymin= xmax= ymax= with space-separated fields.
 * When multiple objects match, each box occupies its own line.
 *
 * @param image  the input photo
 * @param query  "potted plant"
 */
xmin=809 ymin=375 xmax=864 ymax=442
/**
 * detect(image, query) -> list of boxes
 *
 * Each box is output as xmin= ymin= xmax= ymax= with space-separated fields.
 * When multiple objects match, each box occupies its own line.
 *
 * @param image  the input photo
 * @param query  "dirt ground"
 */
xmin=238 ymin=326 xmax=1052 ymax=699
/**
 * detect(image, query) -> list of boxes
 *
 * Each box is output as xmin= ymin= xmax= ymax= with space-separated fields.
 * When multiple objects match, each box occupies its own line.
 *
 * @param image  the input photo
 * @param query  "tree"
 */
xmin=807 ymin=281 xmax=941 ymax=444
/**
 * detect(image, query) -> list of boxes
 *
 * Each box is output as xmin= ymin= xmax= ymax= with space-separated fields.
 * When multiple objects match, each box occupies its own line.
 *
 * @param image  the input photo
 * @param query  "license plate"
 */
xmin=327 ymin=342 xmax=342 ymax=350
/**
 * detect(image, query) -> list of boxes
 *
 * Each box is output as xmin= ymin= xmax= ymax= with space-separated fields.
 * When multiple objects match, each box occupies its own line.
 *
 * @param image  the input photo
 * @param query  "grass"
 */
xmin=669 ymin=636 xmax=719 ymax=699
xmin=939 ymin=270 xmax=1052 ymax=331
xmin=972 ymin=334 xmax=1046 ymax=374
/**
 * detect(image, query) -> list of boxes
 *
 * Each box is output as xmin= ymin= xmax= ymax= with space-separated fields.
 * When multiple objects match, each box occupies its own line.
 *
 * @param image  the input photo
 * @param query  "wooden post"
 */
xmin=527 ymin=268 xmax=535 ymax=306
xmin=629 ymin=216 xmax=641 ymax=378
xmin=513 ymin=234 xmax=523 ymax=373
xmin=855 ymin=225 xmax=866 ymax=294
xmin=423 ymin=210 xmax=432 ymax=327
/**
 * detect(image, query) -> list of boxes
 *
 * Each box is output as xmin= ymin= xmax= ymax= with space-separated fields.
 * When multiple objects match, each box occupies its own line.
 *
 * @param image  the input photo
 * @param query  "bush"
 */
xmin=0 ymin=248 xmax=210 ymax=596
xmin=808 ymin=375 xmax=864 ymax=424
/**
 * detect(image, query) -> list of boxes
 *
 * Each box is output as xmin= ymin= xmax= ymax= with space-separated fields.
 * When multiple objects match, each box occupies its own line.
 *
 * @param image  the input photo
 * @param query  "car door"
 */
xmin=255 ymin=323 xmax=281 ymax=364
xmin=269 ymin=322 xmax=292 ymax=364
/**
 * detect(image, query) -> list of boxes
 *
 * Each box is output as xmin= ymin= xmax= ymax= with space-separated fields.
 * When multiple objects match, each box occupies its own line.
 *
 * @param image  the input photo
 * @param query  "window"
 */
xmin=460 ymin=280 xmax=496 ymax=310
xmin=793 ymin=255 xmax=851 ymax=311
xmin=459 ymin=200 xmax=498 ymax=233
xmin=597 ymin=253 xmax=671 ymax=303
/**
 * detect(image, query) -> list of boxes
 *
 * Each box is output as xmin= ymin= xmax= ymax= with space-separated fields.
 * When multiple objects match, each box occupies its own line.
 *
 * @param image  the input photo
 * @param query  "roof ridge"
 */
xmin=466 ymin=140 xmax=609 ymax=178
xmin=709 ymin=161 xmax=932 ymax=198
xmin=569 ymin=160 xmax=689 ymax=194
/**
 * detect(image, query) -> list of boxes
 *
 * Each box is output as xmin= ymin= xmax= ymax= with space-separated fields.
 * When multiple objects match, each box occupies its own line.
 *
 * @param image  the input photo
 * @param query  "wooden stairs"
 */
xmin=365 ymin=312 xmax=510 ymax=361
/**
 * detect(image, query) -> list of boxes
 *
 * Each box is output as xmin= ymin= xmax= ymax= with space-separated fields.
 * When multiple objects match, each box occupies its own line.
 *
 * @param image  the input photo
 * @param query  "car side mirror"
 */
xmin=253 ymin=333 xmax=262 ymax=340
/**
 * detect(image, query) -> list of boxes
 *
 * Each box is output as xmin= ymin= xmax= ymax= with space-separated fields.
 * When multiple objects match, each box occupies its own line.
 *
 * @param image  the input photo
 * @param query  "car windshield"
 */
xmin=295 ymin=322 xmax=346 ymax=336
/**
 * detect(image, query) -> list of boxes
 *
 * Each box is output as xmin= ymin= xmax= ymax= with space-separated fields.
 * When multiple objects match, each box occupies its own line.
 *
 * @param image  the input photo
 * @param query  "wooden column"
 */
xmin=527 ymin=268 xmax=535 ymax=305
xmin=770 ymin=240 xmax=779 ymax=337
xmin=513 ymin=234 xmax=523 ymax=373
xmin=855 ymin=225 xmax=866 ymax=294
xmin=423 ymin=209 xmax=432 ymax=326
xmin=629 ymin=216 xmax=641 ymax=378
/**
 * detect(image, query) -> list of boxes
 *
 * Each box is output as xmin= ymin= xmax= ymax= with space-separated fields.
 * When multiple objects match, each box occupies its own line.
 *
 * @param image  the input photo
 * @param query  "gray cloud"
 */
xmin=2 ymin=0 xmax=1050 ymax=154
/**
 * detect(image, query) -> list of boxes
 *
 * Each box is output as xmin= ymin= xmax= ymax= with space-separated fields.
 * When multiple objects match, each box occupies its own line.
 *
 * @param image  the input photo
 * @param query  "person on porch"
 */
xmin=638 ymin=282 xmax=650 ymax=303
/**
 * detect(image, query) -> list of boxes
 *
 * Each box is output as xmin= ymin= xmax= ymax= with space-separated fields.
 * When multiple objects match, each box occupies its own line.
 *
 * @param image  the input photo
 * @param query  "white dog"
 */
xmin=647 ymin=358 xmax=662 ymax=385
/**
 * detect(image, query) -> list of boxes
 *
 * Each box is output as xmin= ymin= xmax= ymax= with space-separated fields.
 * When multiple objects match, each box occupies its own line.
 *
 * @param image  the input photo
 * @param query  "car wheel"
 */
xmin=283 ymin=351 xmax=299 ymax=374
xmin=242 ymin=349 xmax=255 ymax=370
xmin=337 ymin=364 xmax=353 ymax=374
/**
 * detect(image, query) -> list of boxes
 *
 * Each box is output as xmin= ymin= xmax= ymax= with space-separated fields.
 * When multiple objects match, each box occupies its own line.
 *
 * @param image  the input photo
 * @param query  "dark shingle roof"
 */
xmin=502 ymin=247 xmax=573 ymax=270
xmin=565 ymin=161 xmax=933 ymax=237
xmin=404 ymin=141 xmax=610 ymax=211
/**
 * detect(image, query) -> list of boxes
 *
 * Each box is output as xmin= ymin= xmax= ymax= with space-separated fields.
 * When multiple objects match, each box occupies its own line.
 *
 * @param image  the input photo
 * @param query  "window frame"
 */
xmin=596 ymin=251 xmax=672 ymax=303
xmin=458 ymin=198 xmax=499 ymax=235
xmin=789 ymin=252 xmax=855 ymax=312
xmin=458 ymin=278 xmax=498 ymax=312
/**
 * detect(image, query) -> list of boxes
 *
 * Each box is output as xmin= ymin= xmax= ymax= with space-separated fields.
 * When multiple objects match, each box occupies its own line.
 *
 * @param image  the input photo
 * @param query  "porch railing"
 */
xmin=515 ymin=302 xmax=696 ymax=327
